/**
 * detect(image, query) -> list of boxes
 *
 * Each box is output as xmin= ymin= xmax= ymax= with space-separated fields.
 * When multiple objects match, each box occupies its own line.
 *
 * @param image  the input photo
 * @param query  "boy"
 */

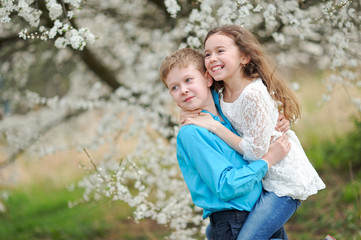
xmin=159 ymin=48 xmax=290 ymax=239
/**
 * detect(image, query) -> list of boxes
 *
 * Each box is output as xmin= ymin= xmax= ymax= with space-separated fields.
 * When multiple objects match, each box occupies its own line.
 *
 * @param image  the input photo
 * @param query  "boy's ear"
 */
xmin=204 ymin=71 xmax=213 ymax=87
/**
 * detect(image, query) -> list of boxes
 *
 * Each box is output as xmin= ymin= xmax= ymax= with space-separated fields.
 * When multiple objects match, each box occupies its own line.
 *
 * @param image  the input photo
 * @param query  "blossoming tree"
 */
xmin=0 ymin=0 xmax=360 ymax=238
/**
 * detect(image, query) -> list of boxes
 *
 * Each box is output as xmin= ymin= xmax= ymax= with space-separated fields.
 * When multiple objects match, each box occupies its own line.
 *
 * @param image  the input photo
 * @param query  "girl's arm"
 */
xmin=183 ymin=112 xmax=245 ymax=155
xmin=276 ymin=113 xmax=291 ymax=132
xmin=181 ymin=109 xmax=290 ymax=157
xmin=180 ymin=108 xmax=202 ymax=125
xmin=239 ymin=88 xmax=276 ymax=160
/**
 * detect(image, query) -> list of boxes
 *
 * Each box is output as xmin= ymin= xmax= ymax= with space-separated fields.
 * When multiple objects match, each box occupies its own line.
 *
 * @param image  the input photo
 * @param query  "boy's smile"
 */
xmin=184 ymin=96 xmax=195 ymax=102
xmin=165 ymin=65 xmax=213 ymax=111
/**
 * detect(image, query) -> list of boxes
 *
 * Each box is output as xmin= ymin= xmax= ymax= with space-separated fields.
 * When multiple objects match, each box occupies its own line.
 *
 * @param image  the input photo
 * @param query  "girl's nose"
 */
xmin=209 ymin=54 xmax=217 ymax=62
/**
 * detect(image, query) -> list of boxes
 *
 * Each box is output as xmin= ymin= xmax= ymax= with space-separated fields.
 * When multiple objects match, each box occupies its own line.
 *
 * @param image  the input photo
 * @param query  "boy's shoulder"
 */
xmin=177 ymin=124 xmax=215 ymax=145
xmin=177 ymin=124 xmax=208 ymax=137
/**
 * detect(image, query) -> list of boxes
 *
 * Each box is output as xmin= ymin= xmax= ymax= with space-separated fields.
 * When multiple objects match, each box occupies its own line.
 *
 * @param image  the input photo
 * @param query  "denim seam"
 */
xmin=256 ymin=197 xmax=291 ymax=237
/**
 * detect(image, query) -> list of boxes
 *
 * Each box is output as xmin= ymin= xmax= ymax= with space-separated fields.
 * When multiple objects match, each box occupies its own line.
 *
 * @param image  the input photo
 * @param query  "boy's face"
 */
xmin=166 ymin=65 xmax=213 ymax=111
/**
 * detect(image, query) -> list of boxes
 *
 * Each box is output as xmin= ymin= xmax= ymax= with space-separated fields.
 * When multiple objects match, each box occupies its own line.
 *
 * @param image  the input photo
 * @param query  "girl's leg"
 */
xmin=270 ymin=226 xmax=288 ymax=240
xmin=236 ymin=190 xmax=301 ymax=240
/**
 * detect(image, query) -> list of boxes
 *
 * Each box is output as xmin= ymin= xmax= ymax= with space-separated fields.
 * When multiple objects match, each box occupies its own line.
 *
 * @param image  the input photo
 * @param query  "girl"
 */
xmin=184 ymin=25 xmax=326 ymax=239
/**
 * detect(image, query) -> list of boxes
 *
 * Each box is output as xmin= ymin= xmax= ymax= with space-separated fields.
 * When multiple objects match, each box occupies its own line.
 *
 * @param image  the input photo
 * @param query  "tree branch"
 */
xmin=0 ymin=109 xmax=85 ymax=169
xmin=74 ymin=47 xmax=121 ymax=90
xmin=0 ymin=35 xmax=21 ymax=49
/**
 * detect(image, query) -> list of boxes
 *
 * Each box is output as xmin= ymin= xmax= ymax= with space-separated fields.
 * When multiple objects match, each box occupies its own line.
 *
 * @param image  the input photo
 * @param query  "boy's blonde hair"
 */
xmin=205 ymin=25 xmax=300 ymax=121
xmin=159 ymin=48 xmax=206 ymax=87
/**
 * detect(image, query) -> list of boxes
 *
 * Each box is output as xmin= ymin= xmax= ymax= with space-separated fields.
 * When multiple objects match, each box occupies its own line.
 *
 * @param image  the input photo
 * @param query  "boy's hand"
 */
xmin=275 ymin=113 xmax=290 ymax=132
xmin=262 ymin=133 xmax=290 ymax=168
xmin=180 ymin=109 xmax=202 ymax=125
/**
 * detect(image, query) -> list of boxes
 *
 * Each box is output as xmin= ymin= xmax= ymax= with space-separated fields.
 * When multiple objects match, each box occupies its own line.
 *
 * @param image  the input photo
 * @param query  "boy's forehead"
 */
xmin=179 ymin=64 xmax=202 ymax=75
xmin=166 ymin=65 xmax=202 ymax=84
xmin=170 ymin=64 xmax=196 ymax=75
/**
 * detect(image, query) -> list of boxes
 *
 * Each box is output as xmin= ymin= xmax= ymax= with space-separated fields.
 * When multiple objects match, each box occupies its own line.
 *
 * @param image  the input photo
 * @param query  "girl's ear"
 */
xmin=241 ymin=54 xmax=251 ymax=65
xmin=205 ymin=71 xmax=213 ymax=87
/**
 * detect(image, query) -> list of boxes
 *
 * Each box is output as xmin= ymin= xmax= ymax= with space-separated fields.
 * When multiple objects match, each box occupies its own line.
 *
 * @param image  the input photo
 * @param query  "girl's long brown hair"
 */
xmin=204 ymin=25 xmax=300 ymax=121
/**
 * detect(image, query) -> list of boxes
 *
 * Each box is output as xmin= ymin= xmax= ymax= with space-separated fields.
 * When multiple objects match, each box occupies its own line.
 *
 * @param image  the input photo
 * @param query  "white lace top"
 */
xmin=220 ymin=78 xmax=325 ymax=200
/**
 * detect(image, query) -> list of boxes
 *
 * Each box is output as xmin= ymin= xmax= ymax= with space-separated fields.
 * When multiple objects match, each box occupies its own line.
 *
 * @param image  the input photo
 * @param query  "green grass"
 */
xmin=0 ymin=184 xmax=109 ymax=240
xmin=286 ymin=119 xmax=361 ymax=240
xmin=286 ymin=174 xmax=361 ymax=240
xmin=0 ymin=182 xmax=170 ymax=240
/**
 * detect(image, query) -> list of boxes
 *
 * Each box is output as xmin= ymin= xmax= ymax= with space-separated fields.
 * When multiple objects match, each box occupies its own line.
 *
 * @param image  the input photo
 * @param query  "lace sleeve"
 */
xmin=239 ymin=87 xmax=275 ymax=161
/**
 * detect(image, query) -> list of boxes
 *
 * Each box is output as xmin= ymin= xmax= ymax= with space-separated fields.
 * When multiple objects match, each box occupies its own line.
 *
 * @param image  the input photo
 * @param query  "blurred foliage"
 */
xmin=306 ymin=117 xmax=361 ymax=174
xmin=294 ymin=116 xmax=361 ymax=240
xmin=0 ymin=183 xmax=170 ymax=240
xmin=0 ymin=184 xmax=108 ymax=240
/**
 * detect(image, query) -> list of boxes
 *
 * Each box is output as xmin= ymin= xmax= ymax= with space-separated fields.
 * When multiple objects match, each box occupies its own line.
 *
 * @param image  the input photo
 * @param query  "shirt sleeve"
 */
xmin=177 ymin=125 xmax=268 ymax=202
xmin=239 ymin=87 xmax=275 ymax=161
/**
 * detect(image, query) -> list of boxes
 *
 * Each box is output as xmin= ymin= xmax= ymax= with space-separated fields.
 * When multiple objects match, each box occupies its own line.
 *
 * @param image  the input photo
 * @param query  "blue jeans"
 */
xmin=205 ymin=190 xmax=301 ymax=240
xmin=236 ymin=190 xmax=301 ymax=240
xmin=208 ymin=210 xmax=249 ymax=240
xmin=205 ymin=219 xmax=287 ymax=240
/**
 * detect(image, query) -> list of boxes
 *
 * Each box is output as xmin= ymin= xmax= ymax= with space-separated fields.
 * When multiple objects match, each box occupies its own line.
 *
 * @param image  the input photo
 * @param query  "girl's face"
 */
xmin=204 ymin=33 xmax=249 ymax=83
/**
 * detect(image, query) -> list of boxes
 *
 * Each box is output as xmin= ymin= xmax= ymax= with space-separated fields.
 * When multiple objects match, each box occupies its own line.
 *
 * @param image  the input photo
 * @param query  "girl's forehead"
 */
xmin=205 ymin=33 xmax=235 ymax=48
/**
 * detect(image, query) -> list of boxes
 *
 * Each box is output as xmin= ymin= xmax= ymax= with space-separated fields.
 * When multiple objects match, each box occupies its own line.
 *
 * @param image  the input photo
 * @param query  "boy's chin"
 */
xmin=183 ymin=107 xmax=200 ymax=112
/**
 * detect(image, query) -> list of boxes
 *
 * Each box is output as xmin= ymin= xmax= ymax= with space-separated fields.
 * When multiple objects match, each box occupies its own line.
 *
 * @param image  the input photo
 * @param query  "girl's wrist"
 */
xmin=212 ymin=121 xmax=223 ymax=134
xmin=262 ymin=159 xmax=271 ymax=169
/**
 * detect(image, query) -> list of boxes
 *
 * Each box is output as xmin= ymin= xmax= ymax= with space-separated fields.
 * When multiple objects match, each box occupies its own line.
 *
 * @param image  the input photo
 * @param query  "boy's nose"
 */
xmin=181 ymin=86 xmax=189 ymax=94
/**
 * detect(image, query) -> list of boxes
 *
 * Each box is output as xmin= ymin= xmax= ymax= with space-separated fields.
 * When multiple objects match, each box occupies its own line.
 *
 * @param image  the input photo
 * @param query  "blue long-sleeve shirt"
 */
xmin=176 ymin=112 xmax=268 ymax=219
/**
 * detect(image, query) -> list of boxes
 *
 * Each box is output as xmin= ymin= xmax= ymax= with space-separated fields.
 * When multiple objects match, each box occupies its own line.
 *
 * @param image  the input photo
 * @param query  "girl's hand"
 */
xmin=183 ymin=112 xmax=220 ymax=132
xmin=262 ymin=133 xmax=291 ymax=168
xmin=275 ymin=113 xmax=291 ymax=132
xmin=180 ymin=109 xmax=202 ymax=125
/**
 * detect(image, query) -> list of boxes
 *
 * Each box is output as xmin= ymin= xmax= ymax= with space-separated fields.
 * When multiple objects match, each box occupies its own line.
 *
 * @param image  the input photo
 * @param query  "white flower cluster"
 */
xmin=55 ymin=27 xmax=95 ymax=50
xmin=46 ymin=0 xmax=63 ymax=20
xmin=164 ymin=0 xmax=180 ymax=18
xmin=3 ymin=0 xmax=95 ymax=50
xmin=18 ymin=20 xmax=95 ymax=50
xmin=0 ymin=0 xmax=16 ymax=23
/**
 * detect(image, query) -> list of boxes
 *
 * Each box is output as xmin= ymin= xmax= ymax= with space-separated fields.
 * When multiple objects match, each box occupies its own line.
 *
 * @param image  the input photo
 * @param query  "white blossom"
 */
xmin=164 ymin=0 xmax=180 ymax=18
xmin=46 ymin=0 xmax=63 ymax=20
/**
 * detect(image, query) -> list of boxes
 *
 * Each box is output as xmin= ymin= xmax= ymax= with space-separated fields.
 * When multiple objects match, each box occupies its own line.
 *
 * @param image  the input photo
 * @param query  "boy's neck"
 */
xmin=202 ymin=103 xmax=223 ymax=122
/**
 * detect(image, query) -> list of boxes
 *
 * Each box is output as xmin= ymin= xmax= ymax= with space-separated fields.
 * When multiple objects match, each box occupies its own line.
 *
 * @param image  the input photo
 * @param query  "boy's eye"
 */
xmin=171 ymin=85 xmax=178 ymax=91
xmin=185 ymin=78 xmax=192 ymax=83
xmin=218 ymin=49 xmax=224 ymax=53
xmin=205 ymin=53 xmax=210 ymax=58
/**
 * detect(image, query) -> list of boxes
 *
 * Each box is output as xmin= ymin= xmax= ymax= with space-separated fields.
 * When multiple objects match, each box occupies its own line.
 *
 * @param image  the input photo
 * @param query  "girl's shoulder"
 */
xmin=242 ymin=78 xmax=268 ymax=99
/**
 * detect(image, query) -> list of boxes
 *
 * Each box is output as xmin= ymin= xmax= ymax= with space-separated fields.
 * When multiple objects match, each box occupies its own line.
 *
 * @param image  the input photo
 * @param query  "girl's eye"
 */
xmin=205 ymin=53 xmax=211 ymax=58
xmin=185 ymin=78 xmax=192 ymax=83
xmin=171 ymin=85 xmax=178 ymax=91
xmin=218 ymin=49 xmax=224 ymax=53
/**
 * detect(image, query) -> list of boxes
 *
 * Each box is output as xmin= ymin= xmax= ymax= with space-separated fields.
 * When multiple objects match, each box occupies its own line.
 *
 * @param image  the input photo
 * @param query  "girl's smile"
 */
xmin=204 ymin=33 xmax=245 ymax=83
